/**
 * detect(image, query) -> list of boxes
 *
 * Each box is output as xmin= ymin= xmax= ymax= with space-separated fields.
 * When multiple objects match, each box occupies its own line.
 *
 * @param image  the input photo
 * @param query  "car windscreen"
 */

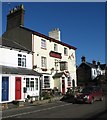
xmin=81 ymin=87 xmax=94 ymax=93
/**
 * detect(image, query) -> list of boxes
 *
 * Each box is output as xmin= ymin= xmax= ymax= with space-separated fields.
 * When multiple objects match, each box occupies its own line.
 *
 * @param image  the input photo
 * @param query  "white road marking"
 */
xmin=2 ymin=103 xmax=72 ymax=118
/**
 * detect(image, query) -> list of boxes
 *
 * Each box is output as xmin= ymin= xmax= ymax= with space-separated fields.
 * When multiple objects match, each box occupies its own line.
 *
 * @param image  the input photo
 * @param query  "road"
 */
xmin=2 ymin=96 xmax=106 ymax=119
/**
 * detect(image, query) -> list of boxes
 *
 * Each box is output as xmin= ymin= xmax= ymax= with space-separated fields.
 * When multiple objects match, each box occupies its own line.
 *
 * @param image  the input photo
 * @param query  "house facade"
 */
xmin=32 ymin=29 xmax=77 ymax=93
xmin=77 ymin=56 xmax=106 ymax=85
xmin=2 ymin=4 xmax=77 ymax=94
xmin=0 ymin=38 xmax=41 ymax=103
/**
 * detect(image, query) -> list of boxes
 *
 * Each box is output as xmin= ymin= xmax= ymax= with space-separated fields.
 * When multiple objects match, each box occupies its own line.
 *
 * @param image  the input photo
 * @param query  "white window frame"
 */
xmin=41 ymin=39 xmax=46 ymax=49
xmin=18 ymin=54 xmax=26 ymax=67
xmin=41 ymin=56 xmax=47 ymax=68
xmin=35 ymin=78 xmax=38 ymax=90
xmin=64 ymin=47 xmax=68 ymax=56
xmin=54 ymin=43 xmax=58 ymax=52
xmin=44 ymin=76 xmax=50 ymax=88
xmin=25 ymin=77 xmax=38 ymax=91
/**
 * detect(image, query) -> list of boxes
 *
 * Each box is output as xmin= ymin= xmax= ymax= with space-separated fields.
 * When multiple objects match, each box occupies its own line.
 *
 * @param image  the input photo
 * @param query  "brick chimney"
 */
xmin=97 ymin=61 xmax=100 ymax=66
xmin=92 ymin=60 xmax=96 ymax=65
xmin=6 ymin=4 xmax=25 ymax=31
xmin=49 ymin=28 xmax=61 ymax=41
xmin=81 ymin=56 xmax=86 ymax=63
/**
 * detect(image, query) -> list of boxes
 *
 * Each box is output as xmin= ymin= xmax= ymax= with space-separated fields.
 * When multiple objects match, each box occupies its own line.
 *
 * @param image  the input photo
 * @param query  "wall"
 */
xmin=0 ymin=74 xmax=24 ymax=103
xmin=91 ymin=68 xmax=98 ymax=80
xmin=3 ymin=27 xmax=32 ymax=51
xmin=0 ymin=47 xmax=32 ymax=69
xmin=77 ymin=64 xmax=92 ymax=84
xmin=32 ymin=34 xmax=77 ymax=86
xmin=54 ymin=78 xmax=61 ymax=92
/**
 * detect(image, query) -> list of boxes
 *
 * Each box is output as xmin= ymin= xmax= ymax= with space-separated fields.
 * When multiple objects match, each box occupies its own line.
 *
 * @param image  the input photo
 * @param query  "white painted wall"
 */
xmin=0 ymin=74 xmax=23 ymax=103
xmin=32 ymin=34 xmax=77 ymax=87
xmin=0 ymin=74 xmax=40 ymax=103
xmin=91 ymin=68 xmax=97 ymax=80
xmin=0 ymin=47 xmax=32 ymax=69
xmin=0 ymin=75 xmax=1 ymax=102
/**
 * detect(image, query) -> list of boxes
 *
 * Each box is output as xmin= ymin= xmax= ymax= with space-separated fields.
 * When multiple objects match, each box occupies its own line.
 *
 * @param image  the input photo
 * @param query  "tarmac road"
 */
xmin=2 ymin=96 xmax=106 ymax=119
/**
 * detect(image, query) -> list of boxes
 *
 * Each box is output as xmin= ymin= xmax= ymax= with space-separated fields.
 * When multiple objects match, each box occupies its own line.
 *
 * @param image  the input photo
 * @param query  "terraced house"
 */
xmin=0 ymin=38 xmax=41 ymax=103
xmin=2 ymin=4 xmax=77 ymax=95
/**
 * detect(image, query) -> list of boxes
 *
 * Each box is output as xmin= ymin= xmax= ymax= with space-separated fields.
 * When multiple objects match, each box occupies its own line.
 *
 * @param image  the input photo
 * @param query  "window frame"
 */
xmin=18 ymin=54 xmax=26 ymax=67
xmin=41 ymin=56 xmax=47 ymax=68
xmin=35 ymin=78 xmax=38 ymax=90
xmin=41 ymin=39 xmax=46 ymax=49
xmin=54 ymin=43 xmax=58 ymax=52
xmin=44 ymin=76 xmax=50 ymax=88
xmin=60 ymin=62 xmax=68 ymax=71
xmin=64 ymin=47 xmax=68 ymax=56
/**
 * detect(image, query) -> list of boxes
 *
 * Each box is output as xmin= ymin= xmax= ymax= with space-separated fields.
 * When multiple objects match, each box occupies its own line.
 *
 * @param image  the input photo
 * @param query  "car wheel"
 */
xmin=90 ymin=98 xmax=94 ymax=104
xmin=99 ymin=96 xmax=104 ymax=101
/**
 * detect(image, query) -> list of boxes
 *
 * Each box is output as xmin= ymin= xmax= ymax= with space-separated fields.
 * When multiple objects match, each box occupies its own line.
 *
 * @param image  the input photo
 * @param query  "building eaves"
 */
xmin=85 ymin=62 xmax=96 ymax=68
xmin=77 ymin=62 xmax=96 ymax=69
xmin=53 ymin=72 xmax=68 ymax=78
xmin=20 ymin=26 xmax=77 ymax=50
xmin=1 ymin=65 xmax=42 ymax=76
xmin=53 ymin=72 xmax=64 ymax=78
xmin=100 ymin=64 xmax=106 ymax=70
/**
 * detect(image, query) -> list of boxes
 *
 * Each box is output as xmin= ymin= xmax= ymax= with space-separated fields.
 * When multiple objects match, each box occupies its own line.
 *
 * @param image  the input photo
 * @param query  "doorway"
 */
xmin=2 ymin=77 xmax=9 ymax=101
xmin=15 ymin=77 xmax=21 ymax=100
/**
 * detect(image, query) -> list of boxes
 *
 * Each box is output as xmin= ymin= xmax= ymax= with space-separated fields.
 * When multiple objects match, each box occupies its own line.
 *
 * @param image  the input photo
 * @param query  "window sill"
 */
xmin=41 ymin=47 xmax=47 ymax=50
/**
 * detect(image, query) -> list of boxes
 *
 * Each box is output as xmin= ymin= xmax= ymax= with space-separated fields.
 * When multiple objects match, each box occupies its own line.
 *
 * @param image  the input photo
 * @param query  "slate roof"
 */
xmin=78 ymin=62 xmax=96 ymax=69
xmin=0 ymin=38 xmax=32 ymax=53
xmin=1 ymin=65 xmax=42 ymax=76
xmin=53 ymin=72 xmax=67 ymax=78
xmin=99 ymin=64 xmax=106 ymax=70
xmin=85 ymin=62 xmax=96 ymax=68
xmin=78 ymin=62 xmax=106 ymax=70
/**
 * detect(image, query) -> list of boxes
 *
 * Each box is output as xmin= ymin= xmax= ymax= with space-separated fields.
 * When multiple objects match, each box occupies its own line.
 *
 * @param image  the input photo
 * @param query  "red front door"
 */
xmin=62 ymin=79 xmax=65 ymax=94
xmin=15 ymin=77 xmax=21 ymax=100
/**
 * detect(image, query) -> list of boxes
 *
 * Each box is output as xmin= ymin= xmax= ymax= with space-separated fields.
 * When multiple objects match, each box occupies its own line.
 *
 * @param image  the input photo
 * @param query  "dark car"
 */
xmin=74 ymin=86 xmax=104 ymax=104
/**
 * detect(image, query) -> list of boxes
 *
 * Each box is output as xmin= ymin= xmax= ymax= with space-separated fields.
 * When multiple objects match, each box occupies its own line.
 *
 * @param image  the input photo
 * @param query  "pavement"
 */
xmin=2 ymin=95 xmax=63 ymax=110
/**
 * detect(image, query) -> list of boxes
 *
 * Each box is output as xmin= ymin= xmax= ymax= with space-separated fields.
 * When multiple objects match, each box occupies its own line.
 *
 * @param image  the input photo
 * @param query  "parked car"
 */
xmin=74 ymin=86 xmax=104 ymax=104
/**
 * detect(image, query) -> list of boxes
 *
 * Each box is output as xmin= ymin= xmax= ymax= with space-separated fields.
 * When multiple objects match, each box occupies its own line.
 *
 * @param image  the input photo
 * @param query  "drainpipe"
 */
xmin=39 ymin=75 xmax=42 ymax=100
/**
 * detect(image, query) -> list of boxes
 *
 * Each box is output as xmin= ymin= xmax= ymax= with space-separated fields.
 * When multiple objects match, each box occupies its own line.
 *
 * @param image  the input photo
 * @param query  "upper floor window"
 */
xmin=41 ymin=56 xmax=47 ymax=68
xmin=64 ymin=47 xmax=68 ymax=55
xmin=54 ymin=44 xmax=58 ymax=52
xmin=18 ymin=54 xmax=26 ymax=67
xmin=60 ymin=61 xmax=68 ymax=71
xmin=41 ymin=39 xmax=46 ymax=49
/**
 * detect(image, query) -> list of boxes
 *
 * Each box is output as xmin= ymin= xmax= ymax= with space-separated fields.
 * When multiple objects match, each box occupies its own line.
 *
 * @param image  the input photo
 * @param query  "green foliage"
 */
xmin=41 ymin=91 xmax=52 ymax=100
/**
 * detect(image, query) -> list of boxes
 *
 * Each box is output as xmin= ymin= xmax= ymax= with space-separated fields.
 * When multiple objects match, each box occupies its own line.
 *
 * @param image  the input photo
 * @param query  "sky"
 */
xmin=1 ymin=1 xmax=106 ymax=65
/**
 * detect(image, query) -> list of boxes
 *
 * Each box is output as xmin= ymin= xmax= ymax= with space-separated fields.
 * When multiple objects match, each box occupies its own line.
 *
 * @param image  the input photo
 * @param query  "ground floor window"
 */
xmin=35 ymin=78 xmax=38 ymax=90
xmin=44 ymin=76 xmax=50 ymax=88
xmin=25 ymin=77 xmax=39 ymax=91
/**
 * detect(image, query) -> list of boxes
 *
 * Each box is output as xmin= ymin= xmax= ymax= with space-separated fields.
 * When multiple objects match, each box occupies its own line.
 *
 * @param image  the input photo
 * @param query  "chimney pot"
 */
xmin=97 ymin=61 xmax=100 ymax=65
xmin=81 ymin=56 xmax=86 ymax=63
xmin=92 ymin=60 xmax=96 ymax=65
xmin=20 ymin=4 xmax=24 ymax=9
